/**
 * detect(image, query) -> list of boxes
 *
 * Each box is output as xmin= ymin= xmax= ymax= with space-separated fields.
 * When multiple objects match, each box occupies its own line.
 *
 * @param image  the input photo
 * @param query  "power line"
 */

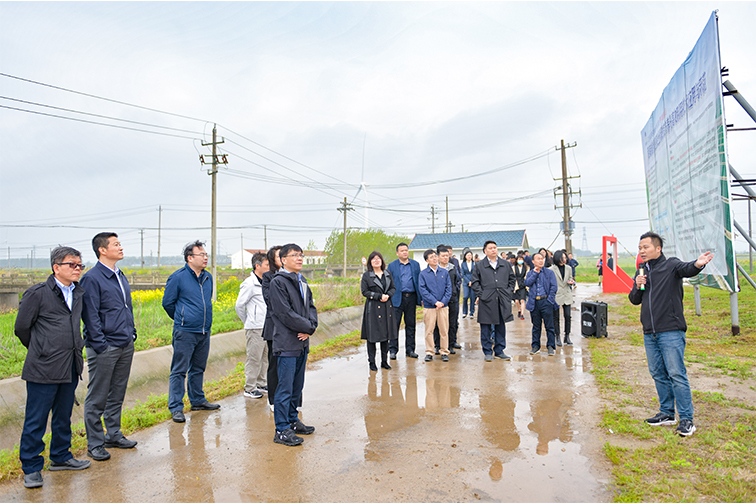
xmin=0 ymin=72 xmax=209 ymax=123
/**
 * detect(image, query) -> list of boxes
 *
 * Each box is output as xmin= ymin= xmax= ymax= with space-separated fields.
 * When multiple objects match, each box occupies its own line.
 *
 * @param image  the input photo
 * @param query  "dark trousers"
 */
xmin=266 ymin=340 xmax=278 ymax=406
xmin=553 ymin=304 xmax=571 ymax=336
xmin=274 ymin=351 xmax=308 ymax=432
xmin=479 ymin=301 xmax=508 ymax=356
xmin=390 ymin=291 xmax=417 ymax=355
xmin=462 ymin=284 xmax=476 ymax=316
xmin=531 ymin=299 xmax=556 ymax=349
xmin=169 ymin=330 xmax=210 ymax=412
xmin=84 ymin=341 xmax=135 ymax=449
xmin=20 ymin=364 xmax=78 ymax=474
xmin=434 ymin=298 xmax=459 ymax=349
xmin=367 ymin=341 xmax=389 ymax=366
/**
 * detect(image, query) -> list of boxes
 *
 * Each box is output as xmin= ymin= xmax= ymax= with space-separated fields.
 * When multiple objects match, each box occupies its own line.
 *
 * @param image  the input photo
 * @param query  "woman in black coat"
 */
xmin=360 ymin=251 xmax=398 ymax=372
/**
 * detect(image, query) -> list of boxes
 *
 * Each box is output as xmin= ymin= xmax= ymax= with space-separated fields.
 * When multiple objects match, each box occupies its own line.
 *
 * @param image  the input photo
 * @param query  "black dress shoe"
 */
xmin=381 ymin=362 xmax=391 ymax=370
xmin=172 ymin=410 xmax=186 ymax=423
xmin=435 ymin=348 xmax=440 ymax=355
xmin=369 ymin=362 xmax=378 ymax=372
xmin=407 ymin=352 xmax=419 ymax=358
xmin=104 ymin=437 xmax=137 ymax=449
xmin=452 ymin=343 xmax=462 ymax=349
xmin=449 ymin=348 xmax=456 ymax=355
xmin=424 ymin=354 xmax=433 ymax=362
xmin=49 ymin=458 xmax=91 ymax=471
xmin=441 ymin=355 xmax=449 ymax=362
xmin=191 ymin=401 xmax=220 ymax=411
xmin=23 ymin=471 xmax=43 ymax=488
xmin=389 ymin=352 xmax=397 ymax=360
xmin=87 ymin=446 xmax=111 ymax=461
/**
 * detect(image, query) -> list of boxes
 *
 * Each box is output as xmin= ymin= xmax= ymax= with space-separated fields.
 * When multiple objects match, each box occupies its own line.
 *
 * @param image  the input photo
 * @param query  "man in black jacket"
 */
xmin=269 ymin=243 xmax=318 ymax=446
xmin=629 ymin=231 xmax=712 ymax=437
xmin=434 ymin=246 xmax=462 ymax=354
xmin=15 ymin=246 xmax=91 ymax=489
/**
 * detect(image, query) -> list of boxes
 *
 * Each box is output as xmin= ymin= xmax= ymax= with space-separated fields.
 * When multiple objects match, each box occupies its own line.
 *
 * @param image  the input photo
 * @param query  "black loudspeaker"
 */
xmin=581 ymin=301 xmax=608 ymax=337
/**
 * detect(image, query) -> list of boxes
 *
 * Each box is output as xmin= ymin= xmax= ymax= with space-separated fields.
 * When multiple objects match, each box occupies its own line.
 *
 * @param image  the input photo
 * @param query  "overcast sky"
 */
xmin=1 ymin=1 xmax=755 ymax=266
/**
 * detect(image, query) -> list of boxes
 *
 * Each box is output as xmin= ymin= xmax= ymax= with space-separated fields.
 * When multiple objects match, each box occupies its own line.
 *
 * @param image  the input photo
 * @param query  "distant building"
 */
xmin=408 ymin=230 xmax=529 ymax=269
xmin=231 ymin=248 xmax=325 ymax=269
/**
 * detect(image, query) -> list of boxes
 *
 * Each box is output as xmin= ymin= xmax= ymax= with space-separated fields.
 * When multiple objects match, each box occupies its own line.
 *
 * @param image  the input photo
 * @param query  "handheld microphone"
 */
xmin=639 ymin=263 xmax=645 ymax=291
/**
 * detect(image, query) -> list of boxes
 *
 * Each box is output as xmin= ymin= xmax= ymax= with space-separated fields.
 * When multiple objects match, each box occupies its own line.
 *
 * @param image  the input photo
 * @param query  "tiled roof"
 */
xmin=409 ymin=230 xmax=526 ymax=250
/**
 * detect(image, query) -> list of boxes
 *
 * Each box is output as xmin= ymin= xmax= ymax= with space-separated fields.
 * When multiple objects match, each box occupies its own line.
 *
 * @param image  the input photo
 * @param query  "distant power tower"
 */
xmin=581 ymin=227 xmax=589 ymax=252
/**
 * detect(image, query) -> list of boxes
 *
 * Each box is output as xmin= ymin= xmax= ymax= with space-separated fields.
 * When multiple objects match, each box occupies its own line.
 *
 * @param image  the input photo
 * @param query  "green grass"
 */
xmin=589 ymin=266 xmax=756 ymax=501
xmin=0 ymin=329 xmax=364 ymax=484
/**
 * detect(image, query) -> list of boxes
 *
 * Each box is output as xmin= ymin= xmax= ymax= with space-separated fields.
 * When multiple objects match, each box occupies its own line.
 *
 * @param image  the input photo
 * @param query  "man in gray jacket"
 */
xmin=15 ymin=246 xmax=91 ymax=489
xmin=235 ymin=252 xmax=269 ymax=399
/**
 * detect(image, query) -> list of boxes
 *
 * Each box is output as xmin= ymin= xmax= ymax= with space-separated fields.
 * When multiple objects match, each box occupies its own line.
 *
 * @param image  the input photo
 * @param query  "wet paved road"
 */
xmin=1 ymin=285 xmax=612 ymax=502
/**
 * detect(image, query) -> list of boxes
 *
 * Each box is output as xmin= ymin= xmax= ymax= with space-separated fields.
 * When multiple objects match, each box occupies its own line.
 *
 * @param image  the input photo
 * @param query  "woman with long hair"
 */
xmin=262 ymin=245 xmax=282 ymax=410
xmin=460 ymin=248 xmax=476 ymax=319
xmin=512 ymin=253 xmax=529 ymax=319
xmin=360 ymin=251 xmax=397 ymax=371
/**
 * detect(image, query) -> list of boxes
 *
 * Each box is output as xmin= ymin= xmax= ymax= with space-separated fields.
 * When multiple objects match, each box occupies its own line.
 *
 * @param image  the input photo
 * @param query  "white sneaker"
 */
xmin=244 ymin=389 xmax=264 ymax=399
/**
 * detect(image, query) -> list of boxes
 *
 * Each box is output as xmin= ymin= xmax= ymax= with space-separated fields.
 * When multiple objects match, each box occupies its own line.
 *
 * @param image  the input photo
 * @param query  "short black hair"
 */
xmin=183 ymin=240 xmax=206 ymax=262
xmin=50 ymin=246 xmax=81 ymax=272
xmin=251 ymin=252 xmax=267 ymax=270
xmin=266 ymin=246 xmax=282 ymax=273
xmin=423 ymin=249 xmax=436 ymax=261
xmin=437 ymin=245 xmax=449 ymax=254
xmin=640 ymin=231 xmax=664 ymax=249
xmin=279 ymin=243 xmax=303 ymax=260
xmin=92 ymin=232 xmax=118 ymax=259
xmin=607 ymin=252 xmax=613 ymax=257
xmin=483 ymin=240 xmax=497 ymax=250
xmin=396 ymin=242 xmax=409 ymax=251
xmin=367 ymin=250 xmax=385 ymax=271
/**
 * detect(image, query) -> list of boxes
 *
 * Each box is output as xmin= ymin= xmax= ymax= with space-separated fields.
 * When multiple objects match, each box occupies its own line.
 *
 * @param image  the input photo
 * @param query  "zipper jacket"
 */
xmin=628 ymin=252 xmax=704 ymax=334
xmin=162 ymin=264 xmax=213 ymax=334
xmin=269 ymin=270 xmax=318 ymax=355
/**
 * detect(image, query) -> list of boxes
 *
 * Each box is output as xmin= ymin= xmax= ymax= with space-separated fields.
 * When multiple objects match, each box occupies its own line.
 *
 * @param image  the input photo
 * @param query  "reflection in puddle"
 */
xmin=480 ymin=393 xmax=520 ymax=452
xmin=527 ymin=398 xmax=572 ymax=456
xmin=489 ymin=457 xmax=503 ymax=481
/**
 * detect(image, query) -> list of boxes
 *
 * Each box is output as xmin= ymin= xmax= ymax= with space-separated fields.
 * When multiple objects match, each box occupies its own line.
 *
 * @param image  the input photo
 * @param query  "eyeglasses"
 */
xmin=284 ymin=253 xmax=304 ymax=259
xmin=190 ymin=253 xmax=209 ymax=258
xmin=58 ymin=262 xmax=85 ymax=271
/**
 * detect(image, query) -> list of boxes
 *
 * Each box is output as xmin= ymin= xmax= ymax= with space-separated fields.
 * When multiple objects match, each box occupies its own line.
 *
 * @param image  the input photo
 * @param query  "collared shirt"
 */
xmin=282 ymin=267 xmax=306 ymax=301
xmin=100 ymin=261 xmax=128 ymax=305
xmin=488 ymin=258 xmax=498 ymax=270
xmin=54 ymin=277 xmax=75 ymax=310
xmin=399 ymin=261 xmax=414 ymax=292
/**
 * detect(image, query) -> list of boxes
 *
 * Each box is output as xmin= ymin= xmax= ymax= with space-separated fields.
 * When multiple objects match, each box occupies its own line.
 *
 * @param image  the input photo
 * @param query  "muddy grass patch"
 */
xmin=588 ymin=286 xmax=756 ymax=502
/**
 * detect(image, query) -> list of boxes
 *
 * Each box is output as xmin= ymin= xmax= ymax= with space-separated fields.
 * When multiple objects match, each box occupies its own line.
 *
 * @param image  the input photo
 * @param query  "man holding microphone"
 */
xmin=629 ymin=231 xmax=712 ymax=437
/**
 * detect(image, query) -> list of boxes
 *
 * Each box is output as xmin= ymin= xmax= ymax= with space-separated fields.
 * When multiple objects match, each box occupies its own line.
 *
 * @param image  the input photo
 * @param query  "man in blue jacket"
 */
xmin=162 ymin=240 xmax=219 ymax=423
xmin=269 ymin=243 xmax=318 ymax=446
xmin=629 ymin=231 xmax=712 ymax=437
xmin=80 ymin=233 xmax=138 ymax=462
xmin=386 ymin=243 xmax=422 ymax=360
xmin=524 ymin=252 xmax=559 ymax=356
xmin=418 ymin=249 xmax=452 ymax=362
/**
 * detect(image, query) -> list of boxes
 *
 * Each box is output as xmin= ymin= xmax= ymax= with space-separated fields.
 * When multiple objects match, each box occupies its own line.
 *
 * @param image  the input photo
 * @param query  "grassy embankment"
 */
xmin=0 ymin=276 xmax=362 ymax=380
xmin=582 ymin=259 xmax=755 ymax=502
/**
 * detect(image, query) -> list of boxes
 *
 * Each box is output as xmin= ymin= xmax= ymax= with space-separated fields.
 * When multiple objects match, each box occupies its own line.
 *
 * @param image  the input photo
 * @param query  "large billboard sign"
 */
xmin=640 ymin=12 xmax=737 ymax=292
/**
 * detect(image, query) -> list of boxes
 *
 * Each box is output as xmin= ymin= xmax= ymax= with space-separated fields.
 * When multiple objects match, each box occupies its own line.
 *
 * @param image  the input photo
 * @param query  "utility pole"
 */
xmin=264 ymin=225 xmax=268 ymax=251
xmin=445 ymin=196 xmax=449 ymax=233
xmin=240 ymin=233 xmax=245 ymax=275
xmin=337 ymin=197 xmax=354 ymax=277
xmin=554 ymin=139 xmax=579 ymax=254
xmin=581 ymin=226 xmax=589 ymax=253
xmin=201 ymin=124 xmax=227 ymax=302
xmin=140 ymin=229 xmax=145 ymax=268
xmin=430 ymin=205 xmax=437 ymax=234
xmin=157 ymin=205 xmax=162 ymax=269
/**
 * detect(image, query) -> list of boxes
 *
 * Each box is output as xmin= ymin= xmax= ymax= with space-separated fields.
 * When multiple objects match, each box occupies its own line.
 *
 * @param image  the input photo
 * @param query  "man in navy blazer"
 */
xmin=524 ymin=252 xmax=559 ymax=356
xmin=386 ymin=243 xmax=422 ymax=359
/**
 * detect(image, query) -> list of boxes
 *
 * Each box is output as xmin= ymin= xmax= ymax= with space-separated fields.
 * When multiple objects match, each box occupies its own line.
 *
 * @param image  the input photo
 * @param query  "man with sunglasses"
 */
xmin=15 ymin=246 xmax=91 ymax=489
xmin=80 ymin=233 xmax=138 ymax=462
xmin=162 ymin=240 xmax=220 ymax=423
xmin=269 ymin=243 xmax=318 ymax=446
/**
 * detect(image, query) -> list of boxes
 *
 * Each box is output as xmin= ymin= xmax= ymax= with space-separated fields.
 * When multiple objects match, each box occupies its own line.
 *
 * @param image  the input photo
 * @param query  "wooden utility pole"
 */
xmin=264 ymin=225 xmax=267 ymax=251
xmin=338 ymin=197 xmax=354 ymax=277
xmin=445 ymin=196 xmax=449 ymax=233
xmin=201 ymin=124 xmax=227 ymax=302
xmin=555 ymin=139 xmax=579 ymax=254
xmin=140 ymin=229 xmax=145 ymax=268
xmin=157 ymin=205 xmax=162 ymax=269
xmin=430 ymin=205 xmax=436 ymax=233
xmin=240 ymin=233 xmax=245 ymax=275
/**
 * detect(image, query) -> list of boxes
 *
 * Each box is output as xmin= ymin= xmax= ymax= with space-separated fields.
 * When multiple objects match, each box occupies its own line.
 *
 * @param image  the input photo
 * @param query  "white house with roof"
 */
xmin=408 ymin=230 xmax=529 ymax=269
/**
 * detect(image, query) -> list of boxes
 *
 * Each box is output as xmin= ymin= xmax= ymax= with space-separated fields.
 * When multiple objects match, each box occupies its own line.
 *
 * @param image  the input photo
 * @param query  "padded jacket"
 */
xmin=162 ymin=264 xmax=213 ymax=334
xmin=14 ymin=275 xmax=85 ymax=384
xmin=269 ymin=270 xmax=318 ymax=355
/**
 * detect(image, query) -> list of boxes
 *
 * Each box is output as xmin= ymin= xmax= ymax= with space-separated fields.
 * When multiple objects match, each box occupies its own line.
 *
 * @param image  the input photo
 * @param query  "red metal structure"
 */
xmin=602 ymin=235 xmax=634 ymax=294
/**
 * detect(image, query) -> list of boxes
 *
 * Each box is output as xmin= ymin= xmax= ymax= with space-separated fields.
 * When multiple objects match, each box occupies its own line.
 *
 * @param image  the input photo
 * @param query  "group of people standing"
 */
xmin=359 ymin=241 xmax=583 ymax=367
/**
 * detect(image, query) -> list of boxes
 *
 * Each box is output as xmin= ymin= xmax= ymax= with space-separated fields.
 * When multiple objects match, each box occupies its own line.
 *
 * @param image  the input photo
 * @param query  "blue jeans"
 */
xmin=169 ymin=330 xmax=210 ymax=412
xmin=530 ymin=299 xmax=556 ymax=349
xmin=20 ymin=364 xmax=78 ymax=474
xmin=462 ymin=283 xmax=476 ymax=315
xmin=644 ymin=330 xmax=693 ymax=420
xmin=274 ymin=351 xmax=308 ymax=432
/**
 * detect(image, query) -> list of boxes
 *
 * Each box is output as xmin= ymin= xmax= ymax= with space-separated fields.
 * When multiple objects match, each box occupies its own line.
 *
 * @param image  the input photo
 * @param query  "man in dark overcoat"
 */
xmin=471 ymin=240 xmax=516 ymax=362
